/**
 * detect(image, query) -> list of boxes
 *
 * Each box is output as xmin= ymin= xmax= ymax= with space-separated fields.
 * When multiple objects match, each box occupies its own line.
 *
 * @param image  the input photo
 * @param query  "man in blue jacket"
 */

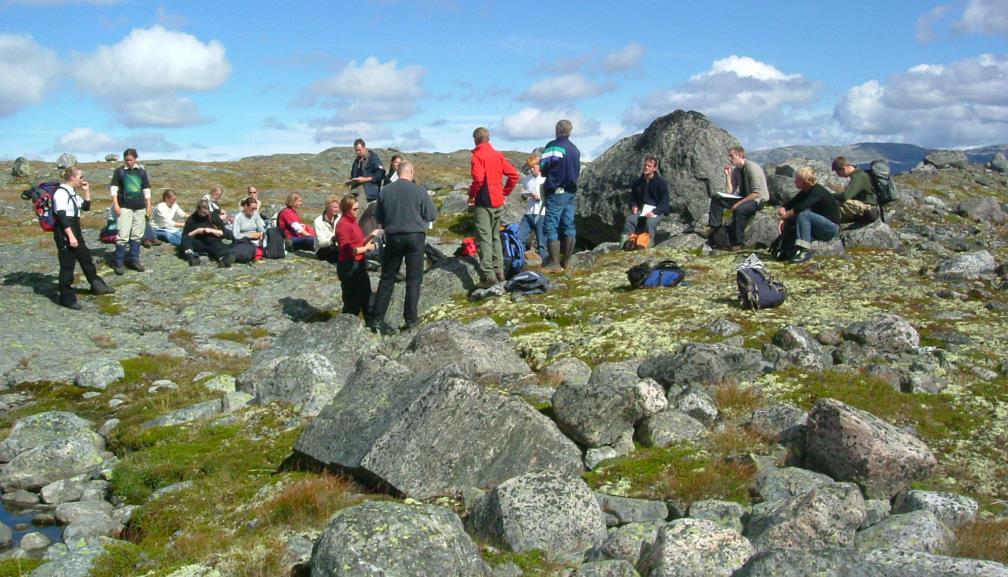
xmin=348 ymin=138 xmax=385 ymax=203
xmin=539 ymin=119 xmax=581 ymax=273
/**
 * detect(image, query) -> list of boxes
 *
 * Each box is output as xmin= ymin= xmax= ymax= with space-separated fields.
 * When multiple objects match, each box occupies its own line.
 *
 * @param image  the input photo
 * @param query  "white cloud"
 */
xmin=396 ymin=128 xmax=435 ymax=152
xmin=599 ymin=43 xmax=645 ymax=73
xmin=520 ymin=74 xmax=608 ymax=104
xmin=496 ymin=107 xmax=600 ymax=141
xmin=52 ymin=127 xmax=181 ymax=155
xmin=956 ymin=0 xmax=1008 ymax=37
xmin=314 ymin=121 xmax=391 ymax=144
xmin=298 ymin=57 xmax=425 ymax=122
xmin=623 ymin=55 xmax=821 ymax=131
xmin=834 ymin=53 xmax=1008 ymax=147
xmin=916 ymin=5 xmax=953 ymax=43
xmin=0 ymin=34 xmax=59 ymax=117
xmin=74 ymin=26 xmax=231 ymax=127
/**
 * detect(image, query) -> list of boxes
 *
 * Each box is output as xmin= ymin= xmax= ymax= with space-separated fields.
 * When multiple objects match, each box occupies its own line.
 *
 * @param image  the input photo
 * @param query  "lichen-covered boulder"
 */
xmin=924 ymin=149 xmax=968 ymax=169
xmin=687 ymin=499 xmax=746 ymax=533
xmin=804 ymin=398 xmax=936 ymax=499
xmin=31 ymin=536 xmax=125 ymax=577
xmin=842 ymin=314 xmax=920 ymax=353
xmin=744 ymin=482 xmax=866 ymax=551
xmin=0 ymin=412 xmax=96 ymax=462
xmin=541 ymin=357 xmax=592 ymax=387
xmin=935 ymin=250 xmax=996 ymax=279
xmin=839 ymin=220 xmax=901 ymax=250
xmin=74 ymin=359 xmax=123 ymax=391
xmin=595 ymin=494 xmax=668 ymax=526
xmin=257 ymin=352 xmax=340 ymax=416
xmin=855 ymin=510 xmax=953 ymax=554
xmin=586 ymin=523 xmax=660 ymax=564
xmin=635 ymin=410 xmax=706 ymax=447
xmin=310 ymin=501 xmax=489 ymax=577
xmin=552 ymin=374 xmax=663 ymax=447
xmin=754 ymin=465 xmax=836 ymax=503
xmin=957 ymin=197 xmax=1006 ymax=223
xmin=670 ymin=387 xmax=718 ymax=427
xmin=638 ymin=343 xmax=763 ymax=388
xmin=573 ymin=560 xmax=640 ymax=577
xmin=637 ymin=518 xmax=753 ymax=577
xmin=892 ymin=490 xmax=977 ymax=529
xmin=737 ymin=546 xmax=1008 ymax=577
xmin=294 ymin=361 xmax=582 ymax=498
xmin=466 ymin=471 xmax=607 ymax=558
xmin=0 ymin=435 xmax=106 ymax=492
xmin=864 ymin=547 xmax=1008 ymax=576
xmin=56 ymin=153 xmax=77 ymax=169
xmin=745 ymin=403 xmax=806 ymax=447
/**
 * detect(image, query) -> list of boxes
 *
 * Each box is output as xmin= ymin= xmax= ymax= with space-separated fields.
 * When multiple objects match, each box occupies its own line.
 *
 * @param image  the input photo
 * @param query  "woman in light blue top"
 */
xmin=222 ymin=196 xmax=266 ymax=267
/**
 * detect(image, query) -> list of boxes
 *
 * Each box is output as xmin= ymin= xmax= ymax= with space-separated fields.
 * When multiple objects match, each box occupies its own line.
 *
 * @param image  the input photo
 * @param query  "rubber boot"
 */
xmin=113 ymin=244 xmax=127 ymax=275
xmin=126 ymin=240 xmax=145 ymax=272
xmin=495 ymin=270 xmax=506 ymax=282
xmin=620 ymin=234 xmax=628 ymax=245
xmin=560 ymin=237 xmax=575 ymax=270
xmin=542 ymin=241 xmax=563 ymax=273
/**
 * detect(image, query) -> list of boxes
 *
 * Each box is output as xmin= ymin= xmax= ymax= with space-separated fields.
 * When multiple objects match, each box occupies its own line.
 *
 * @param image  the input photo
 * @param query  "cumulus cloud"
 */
xmin=599 ymin=43 xmax=644 ymax=73
xmin=74 ymin=26 xmax=231 ymax=127
xmin=956 ymin=0 xmax=1008 ymax=37
xmin=623 ymin=55 xmax=821 ymax=131
xmin=53 ymin=127 xmax=181 ymax=155
xmin=297 ymin=57 xmax=426 ymax=143
xmin=0 ymin=34 xmax=59 ymax=117
xmin=520 ymin=74 xmax=609 ymax=104
xmin=396 ymin=128 xmax=435 ymax=151
xmin=834 ymin=53 xmax=1008 ymax=147
xmin=496 ymin=107 xmax=600 ymax=141
xmin=916 ymin=5 xmax=953 ymax=43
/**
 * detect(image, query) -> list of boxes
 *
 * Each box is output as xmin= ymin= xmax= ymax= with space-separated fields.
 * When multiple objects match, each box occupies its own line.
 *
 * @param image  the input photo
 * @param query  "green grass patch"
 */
xmin=88 ymin=542 xmax=147 ymax=577
xmin=0 ymin=558 xmax=45 ymax=577
xmin=213 ymin=327 xmax=270 ymax=344
xmin=95 ymin=294 xmax=123 ymax=315
xmin=481 ymin=548 xmax=574 ymax=576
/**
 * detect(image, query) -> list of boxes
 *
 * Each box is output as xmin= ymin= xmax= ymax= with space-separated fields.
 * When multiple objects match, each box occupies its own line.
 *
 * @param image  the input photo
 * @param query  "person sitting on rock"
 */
xmin=707 ymin=146 xmax=768 ymax=247
xmin=775 ymin=166 xmax=841 ymax=263
xmin=831 ymin=156 xmax=880 ymax=224
xmin=180 ymin=199 xmax=228 ymax=266
xmin=226 ymin=195 xmax=267 ymax=266
xmin=314 ymin=194 xmax=342 ymax=263
xmin=621 ymin=154 xmax=670 ymax=247
xmin=277 ymin=192 xmax=317 ymax=251
xmin=151 ymin=189 xmax=188 ymax=246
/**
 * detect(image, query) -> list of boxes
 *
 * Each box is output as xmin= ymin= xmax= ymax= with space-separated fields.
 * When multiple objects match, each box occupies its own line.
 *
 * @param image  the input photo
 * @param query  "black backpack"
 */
xmin=264 ymin=227 xmax=286 ymax=259
xmin=708 ymin=225 xmax=734 ymax=249
xmin=865 ymin=159 xmax=897 ymax=220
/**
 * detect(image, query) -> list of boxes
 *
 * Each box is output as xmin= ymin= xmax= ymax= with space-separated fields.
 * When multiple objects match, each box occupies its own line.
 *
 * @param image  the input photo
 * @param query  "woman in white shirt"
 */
xmin=314 ymin=194 xmax=342 ymax=263
xmin=52 ymin=166 xmax=115 ymax=309
xmin=151 ymin=189 xmax=188 ymax=246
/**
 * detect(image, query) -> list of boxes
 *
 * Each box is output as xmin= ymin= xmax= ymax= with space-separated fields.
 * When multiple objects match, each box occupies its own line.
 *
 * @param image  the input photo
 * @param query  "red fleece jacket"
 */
xmin=468 ymin=142 xmax=519 ymax=208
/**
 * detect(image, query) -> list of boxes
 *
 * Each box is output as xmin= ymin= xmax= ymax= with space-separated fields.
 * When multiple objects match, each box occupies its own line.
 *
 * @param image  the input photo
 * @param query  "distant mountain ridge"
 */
xmin=750 ymin=142 xmax=1007 ymax=174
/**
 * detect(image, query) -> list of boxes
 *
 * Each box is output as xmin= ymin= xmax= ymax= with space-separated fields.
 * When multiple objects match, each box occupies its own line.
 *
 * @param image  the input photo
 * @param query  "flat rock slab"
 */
xmin=397 ymin=320 xmax=533 ymax=388
xmin=294 ymin=361 xmax=582 ymax=498
xmin=0 ymin=411 xmax=96 ymax=462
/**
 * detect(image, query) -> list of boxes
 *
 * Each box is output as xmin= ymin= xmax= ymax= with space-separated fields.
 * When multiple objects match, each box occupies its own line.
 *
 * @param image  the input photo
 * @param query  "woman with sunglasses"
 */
xmin=334 ymin=194 xmax=377 ymax=319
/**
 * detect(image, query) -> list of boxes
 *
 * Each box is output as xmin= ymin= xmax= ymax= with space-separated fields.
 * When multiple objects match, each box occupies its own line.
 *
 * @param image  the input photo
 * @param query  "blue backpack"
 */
xmin=500 ymin=223 xmax=526 ymax=279
xmin=627 ymin=260 xmax=686 ymax=289
xmin=737 ymin=266 xmax=787 ymax=310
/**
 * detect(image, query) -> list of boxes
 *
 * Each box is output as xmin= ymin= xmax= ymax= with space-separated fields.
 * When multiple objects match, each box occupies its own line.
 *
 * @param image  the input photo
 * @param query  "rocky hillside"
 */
xmin=0 ymin=112 xmax=1005 ymax=576
xmin=750 ymin=141 xmax=1007 ymax=174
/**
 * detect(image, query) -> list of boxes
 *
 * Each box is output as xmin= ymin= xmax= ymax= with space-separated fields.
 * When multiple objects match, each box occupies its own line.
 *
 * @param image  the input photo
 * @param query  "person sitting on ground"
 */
xmin=383 ymin=155 xmax=402 ymax=186
xmin=335 ymin=194 xmax=378 ymax=320
xmin=775 ymin=166 xmax=841 ymax=263
xmin=314 ymin=194 xmax=342 ymax=263
xmin=516 ymin=153 xmax=547 ymax=261
xmin=226 ymin=196 xmax=267 ymax=266
xmin=180 ymin=199 xmax=227 ymax=266
xmin=831 ymin=156 xmax=880 ymax=224
xmin=707 ymin=146 xmax=768 ymax=247
xmin=151 ymin=189 xmax=188 ymax=246
xmin=621 ymin=154 xmax=670 ymax=247
xmin=203 ymin=184 xmax=234 ymax=240
xmin=52 ymin=166 xmax=115 ymax=309
xmin=277 ymin=192 xmax=317 ymax=251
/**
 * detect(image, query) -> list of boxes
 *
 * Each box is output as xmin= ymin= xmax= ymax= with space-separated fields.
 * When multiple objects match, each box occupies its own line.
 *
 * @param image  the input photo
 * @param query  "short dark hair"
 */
xmin=729 ymin=146 xmax=745 ymax=157
xmin=353 ymin=138 xmax=366 ymax=148
xmin=123 ymin=148 xmax=138 ymax=159
xmin=643 ymin=154 xmax=659 ymax=167
xmin=832 ymin=156 xmax=851 ymax=172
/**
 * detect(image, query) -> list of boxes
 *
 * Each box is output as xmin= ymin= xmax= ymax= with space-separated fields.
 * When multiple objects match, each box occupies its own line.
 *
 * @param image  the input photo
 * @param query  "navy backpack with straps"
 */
xmin=500 ymin=223 xmax=526 ymax=279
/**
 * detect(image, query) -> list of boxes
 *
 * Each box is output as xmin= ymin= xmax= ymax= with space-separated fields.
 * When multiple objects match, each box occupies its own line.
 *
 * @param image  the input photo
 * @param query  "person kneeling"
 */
xmin=775 ymin=166 xmax=841 ymax=263
xmin=180 ymin=199 xmax=227 ymax=266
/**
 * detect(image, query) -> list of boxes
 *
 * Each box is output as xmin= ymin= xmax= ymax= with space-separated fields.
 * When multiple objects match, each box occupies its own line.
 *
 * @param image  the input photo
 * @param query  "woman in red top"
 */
xmin=334 ymin=194 xmax=377 ymax=318
xmin=277 ymin=192 xmax=316 ymax=251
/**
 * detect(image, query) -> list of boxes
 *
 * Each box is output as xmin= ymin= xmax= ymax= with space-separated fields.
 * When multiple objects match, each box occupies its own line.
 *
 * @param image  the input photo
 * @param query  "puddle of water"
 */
xmin=0 ymin=501 xmax=63 ymax=548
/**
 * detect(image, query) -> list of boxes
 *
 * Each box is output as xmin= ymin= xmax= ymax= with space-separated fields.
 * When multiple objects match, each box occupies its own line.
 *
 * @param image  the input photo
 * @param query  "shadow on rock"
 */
xmin=3 ymin=271 xmax=59 ymax=302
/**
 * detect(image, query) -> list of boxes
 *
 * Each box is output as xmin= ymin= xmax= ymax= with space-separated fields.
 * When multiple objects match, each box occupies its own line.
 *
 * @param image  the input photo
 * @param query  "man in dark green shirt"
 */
xmin=831 ymin=156 xmax=879 ymax=224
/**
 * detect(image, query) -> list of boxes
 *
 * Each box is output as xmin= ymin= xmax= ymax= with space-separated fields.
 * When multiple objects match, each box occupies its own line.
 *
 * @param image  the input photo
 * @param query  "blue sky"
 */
xmin=1 ymin=0 xmax=1005 ymax=162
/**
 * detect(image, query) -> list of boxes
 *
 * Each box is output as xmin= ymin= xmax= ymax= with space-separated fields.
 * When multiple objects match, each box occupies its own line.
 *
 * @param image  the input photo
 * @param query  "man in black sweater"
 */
xmin=369 ymin=160 xmax=438 ymax=334
xmin=621 ymin=155 xmax=670 ymax=246
xmin=777 ymin=166 xmax=840 ymax=263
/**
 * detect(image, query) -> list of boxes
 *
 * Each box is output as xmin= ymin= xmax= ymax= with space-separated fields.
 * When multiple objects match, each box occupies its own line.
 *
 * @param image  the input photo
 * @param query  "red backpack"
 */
xmin=455 ymin=237 xmax=478 ymax=257
xmin=21 ymin=181 xmax=61 ymax=232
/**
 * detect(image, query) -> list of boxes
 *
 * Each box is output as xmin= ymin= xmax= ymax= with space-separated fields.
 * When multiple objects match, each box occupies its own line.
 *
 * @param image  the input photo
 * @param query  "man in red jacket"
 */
xmin=468 ymin=126 xmax=520 ymax=288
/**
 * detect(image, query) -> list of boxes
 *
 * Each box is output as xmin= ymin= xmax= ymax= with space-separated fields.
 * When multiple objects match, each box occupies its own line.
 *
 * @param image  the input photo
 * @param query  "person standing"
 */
xmin=53 ymin=166 xmax=114 ymax=309
xmin=369 ymin=161 xmax=438 ymax=335
xmin=707 ymin=146 xmax=768 ymax=247
xmin=468 ymin=126 xmax=520 ymax=288
xmin=383 ymin=155 xmax=402 ymax=186
xmin=334 ymin=194 xmax=377 ymax=319
xmin=540 ymin=119 xmax=581 ymax=273
xmin=621 ymin=155 xmax=670 ymax=246
xmin=109 ymin=147 xmax=152 ymax=275
xmin=517 ymin=153 xmax=547 ymax=261
xmin=349 ymin=138 xmax=385 ymax=203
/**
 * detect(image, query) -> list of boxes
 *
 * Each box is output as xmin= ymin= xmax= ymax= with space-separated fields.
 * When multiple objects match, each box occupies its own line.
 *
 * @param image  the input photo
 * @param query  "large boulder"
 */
xmin=736 ymin=547 xmax=1008 ymax=577
xmin=0 ymin=411 xmax=96 ymax=462
xmin=465 ymin=471 xmax=607 ymax=559
xmin=892 ymin=490 xmax=977 ymax=529
xmin=383 ymin=258 xmax=482 ymax=325
xmin=586 ymin=523 xmax=660 ymax=564
xmin=744 ymin=482 xmax=866 ymax=551
xmin=992 ymin=151 xmax=1008 ymax=173
xmin=638 ymin=343 xmax=763 ymax=388
xmin=310 ymin=501 xmax=489 ymax=577
xmin=804 ymin=398 xmax=936 ymax=499
xmin=864 ymin=547 xmax=1008 ymax=577
xmin=294 ymin=361 xmax=582 ymax=498
xmin=75 ymin=359 xmax=123 ymax=391
xmin=397 ymin=319 xmax=533 ymax=388
xmin=842 ymin=314 xmax=919 ymax=353
xmin=924 ymin=149 xmax=968 ymax=169
xmin=56 ymin=153 xmax=77 ymax=169
xmin=957 ymin=197 xmax=1006 ymax=223
xmin=11 ymin=157 xmax=32 ymax=179
xmin=839 ymin=221 xmax=900 ymax=250
xmin=0 ymin=433 xmax=106 ymax=491
xmin=753 ymin=466 xmax=836 ymax=503
xmin=635 ymin=410 xmax=706 ymax=447
xmin=636 ymin=518 xmax=753 ymax=577
xmin=854 ymin=510 xmax=953 ymax=554
xmin=573 ymin=560 xmax=640 ymax=577
xmin=552 ymin=373 xmax=664 ymax=447
xmin=577 ymin=110 xmax=740 ymax=244
xmin=236 ymin=314 xmax=377 ymax=403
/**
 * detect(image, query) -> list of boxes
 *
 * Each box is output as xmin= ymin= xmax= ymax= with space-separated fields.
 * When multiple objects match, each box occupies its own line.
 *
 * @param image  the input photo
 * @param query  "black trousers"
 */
xmin=54 ymin=220 xmax=100 ymax=307
xmin=181 ymin=234 xmax=227 ymax=260
xmin=708 ymin=198 xmax=762 ymax=246
xmin=336 ymin=259 xmax=372 ymax=317
xmin=316 ymin=245 xmax=340 ymax=263
xmin=228 ymin=239 xmax=257 ymax=263
xmin=372 ymin=232 xmax=425 ymax=324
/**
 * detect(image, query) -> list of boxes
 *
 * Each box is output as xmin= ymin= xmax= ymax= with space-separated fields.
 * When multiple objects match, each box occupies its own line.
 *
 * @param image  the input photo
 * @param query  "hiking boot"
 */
xmin=141 ymin=239 xmax=153 ymax=248
xmin=495 ymin=270 xmax=506 ymax=282
xmin=63 ymin=301 xmax=82 ymax=311
xmin=151 ymin=238 xmax=162 ymax=246
xmin=476 ymin=277 xmax=496 ymax=290
xmin=542 ymin=241 xmax=563 ymax=273
xmin=186 ymin=253 xmax=201 ymax=266
xmin=90 ymin=279 xmax=115 ymax=296
xmin=113 ymin=264 xmax=125 ymax=276
xmin=791 ymin=249 xmax=814 ymax=264
xmin=402 ymin=319 xmax=421 ymax=331
xmin=219 ymin=254 xmax=235 ymax=268
xmin=367 ymin=320 xmax=396 ymax=336
xmin=125 ymin=260 xmax=145 ymax=272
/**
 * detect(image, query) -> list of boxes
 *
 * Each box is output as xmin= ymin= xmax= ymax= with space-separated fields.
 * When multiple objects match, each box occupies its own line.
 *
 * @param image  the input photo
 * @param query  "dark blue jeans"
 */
xmin=516 ymin=213 xmax=546 ymax=257
xmin=795 ymin=210 xmax=839 ymax=249
xmin=372 ymin=232 xmax=425 ymax=325
xmin=544 ymin=191 xmax=576 ymax=241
